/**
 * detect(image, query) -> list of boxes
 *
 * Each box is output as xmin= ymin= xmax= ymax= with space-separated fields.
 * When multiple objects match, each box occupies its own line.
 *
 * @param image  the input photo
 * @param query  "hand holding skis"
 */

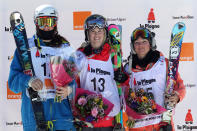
xmin=28 ymin=77 xmax=43 ymax=91
xmin=164 ymin=92 xmax=179 ymax=108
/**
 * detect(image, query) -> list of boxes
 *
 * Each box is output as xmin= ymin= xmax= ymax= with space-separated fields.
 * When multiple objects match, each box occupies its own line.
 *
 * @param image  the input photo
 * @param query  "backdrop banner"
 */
xmin=0 ymin=0 xmax=196 ymax=130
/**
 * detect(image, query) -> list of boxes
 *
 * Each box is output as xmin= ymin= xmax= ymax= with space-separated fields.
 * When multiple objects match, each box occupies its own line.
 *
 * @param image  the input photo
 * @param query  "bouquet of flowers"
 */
xmin=74 ymin=88 xmax=114 ymax=124
xmin=126 ymin=88 xmax=157 ymax=115
xmin=50 ymin=55 xmax=78 ymax=102
xmin=125 ymin=77 xmax=166 ymax=118
xmin=125 ymin=87 xmax=166 ymax=118
xmin=124 ymin=79 xmax=166 ymax=128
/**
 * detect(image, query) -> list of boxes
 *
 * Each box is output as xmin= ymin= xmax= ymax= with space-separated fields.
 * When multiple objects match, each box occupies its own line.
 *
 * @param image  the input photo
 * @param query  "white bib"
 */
xmin=80 ymin=55 xmax=120 ymax=117
xmin=130 ymin=56 xmax=166 ymax=128
xmin=28 ymin=39 xmax=73 ymax=100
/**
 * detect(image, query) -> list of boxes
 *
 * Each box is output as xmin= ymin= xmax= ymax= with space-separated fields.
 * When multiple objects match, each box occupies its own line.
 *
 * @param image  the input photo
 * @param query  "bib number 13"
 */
xmin=91 ymin=77 xmax=105 ymax=92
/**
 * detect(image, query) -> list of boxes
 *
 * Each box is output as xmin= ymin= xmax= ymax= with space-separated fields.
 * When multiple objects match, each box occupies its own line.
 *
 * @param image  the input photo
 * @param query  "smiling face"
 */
xmin=134 ymin=37 xmax=151 ymax=59
xmin=88 ymin=27 xmax=106 ymax=49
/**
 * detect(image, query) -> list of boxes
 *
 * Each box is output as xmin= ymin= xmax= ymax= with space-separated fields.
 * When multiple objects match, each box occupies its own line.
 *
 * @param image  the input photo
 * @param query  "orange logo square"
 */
xmin=180 ymin=42 xmax=194 ymax=61
xmin=73 ymin=11 xmax=92 ymax=30
xmin=45 ymin=79 xmax=54 ymax=89
xmin=7 ymin=81 xmax=21 ymax=99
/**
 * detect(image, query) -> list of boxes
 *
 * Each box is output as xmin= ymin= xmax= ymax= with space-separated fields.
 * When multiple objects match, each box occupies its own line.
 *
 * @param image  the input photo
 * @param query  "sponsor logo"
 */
xmin=88 ymin=64 xmax=111 ymax=75
xmin=137 ymin=79 xmax=156 ymax=86
xmin=7 ymin=81 xmax=21 ymax=99
xmin=73 ymin=11 xmax=92 ymax=30
xmin=177 ymin=109 xmax=197 ymax=130
xmin=172 ymin=15 xmax=194 ymax=20
xmin=180 ymin=42 xmax=194 ymax=61
xmin=139 ymin=23 xmax=160 ymax=30
xmin=106 ymin=17 xmax=126 ymax=22
xmin=135 ymin=115 xmax=162 ymax=123
xmin=6 ymin=121 xmax=22 ymax=126
xmin=148 ymin=8 xmax=155 ymax=23
xmin=184 ymin=84 xmax=196 ymax=88
xmin=140 ymin=8 xmax=160 ymax=30
xmin=185 ymin=109 xmax=193 ymax=124
xmin=45 ymin=79 xmax=54 ymax=89
xmin=5 ymin=26 xmax=12 ymax=32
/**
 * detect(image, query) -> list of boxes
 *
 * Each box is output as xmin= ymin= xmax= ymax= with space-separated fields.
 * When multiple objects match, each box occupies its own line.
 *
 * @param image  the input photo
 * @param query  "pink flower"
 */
xmin=91 ymin=107 xmax=98 ymax=117
xmin=78 ymin=97 xmax=87 ymax=106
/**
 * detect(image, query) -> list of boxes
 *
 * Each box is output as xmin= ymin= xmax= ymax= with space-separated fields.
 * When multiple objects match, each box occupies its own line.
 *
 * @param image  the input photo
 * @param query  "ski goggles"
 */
xmin=35 ymin=16 xmax=57 ymax=29
xmin=131 ymin=28 xmax=151 ymax=41
xmin=85 ymin=16 xmax=107 ymax=30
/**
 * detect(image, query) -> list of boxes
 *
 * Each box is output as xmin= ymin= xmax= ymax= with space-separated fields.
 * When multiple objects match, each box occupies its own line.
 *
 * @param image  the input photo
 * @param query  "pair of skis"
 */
xmin=10 ymin=11 xmax=47 ymax=131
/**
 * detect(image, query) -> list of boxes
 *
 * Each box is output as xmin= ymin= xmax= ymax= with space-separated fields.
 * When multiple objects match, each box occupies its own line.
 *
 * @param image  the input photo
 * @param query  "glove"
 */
xmin=114 ymin=70 xmax=128 ymax=83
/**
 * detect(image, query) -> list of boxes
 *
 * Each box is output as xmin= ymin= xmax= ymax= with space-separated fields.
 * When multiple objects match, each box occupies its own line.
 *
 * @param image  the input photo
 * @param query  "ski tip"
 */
xmin=177 ymin=22 xmax=185 ymax=30
xmin=171 ymin=22 xmax=186 ymax=36
xmin=108 ymin=24 xmax=120 ymax=32
xmin=10 ymin=11 xmax=24 ymax=28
